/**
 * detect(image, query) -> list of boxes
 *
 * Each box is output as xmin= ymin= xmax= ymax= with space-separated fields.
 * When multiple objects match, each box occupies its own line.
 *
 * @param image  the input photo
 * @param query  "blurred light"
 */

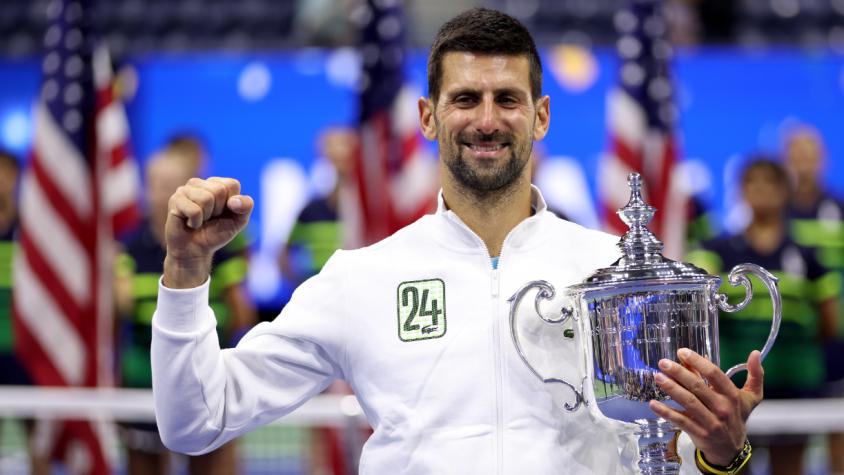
xmin=1 ymin=110 xmax=32 ymax=154
xmin=770 ymin=0 xmax=800 ymax=18
xmin=548 ymin=45 xmax=599 ymax=93
xmin=237 ymin=62 xmax=272 ymax=102
xmin=832 ymin=0 xmax=844 ymax=15
xmin=614 ymin=10 xmax=638 ymax=34
xmin=505 ymin=0 xmax=539 ymax=19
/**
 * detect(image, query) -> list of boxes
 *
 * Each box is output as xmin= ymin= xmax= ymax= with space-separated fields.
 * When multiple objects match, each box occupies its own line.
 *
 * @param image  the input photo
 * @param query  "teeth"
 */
xmin=470 ymin=144 xmax=503 ymax=152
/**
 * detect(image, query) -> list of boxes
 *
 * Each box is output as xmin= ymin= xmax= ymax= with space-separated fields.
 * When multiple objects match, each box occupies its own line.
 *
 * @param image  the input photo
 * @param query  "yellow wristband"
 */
xmin=694 ymin=440 xmax=752 ymax=475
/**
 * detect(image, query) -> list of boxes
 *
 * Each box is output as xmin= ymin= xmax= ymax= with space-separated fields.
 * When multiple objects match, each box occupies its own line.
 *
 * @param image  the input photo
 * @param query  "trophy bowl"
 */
xmin=509 ymin=173 xmax=781 ymax=474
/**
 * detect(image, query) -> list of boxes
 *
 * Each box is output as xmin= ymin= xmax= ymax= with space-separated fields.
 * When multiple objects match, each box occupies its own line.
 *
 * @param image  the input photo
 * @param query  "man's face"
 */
xmin=419 ymin=53 xmax=549 ymax=197
xmin=743 ymin=167 xmax=788 ymax=217
xmin=785 ymin=130 xmax=823 ymax=182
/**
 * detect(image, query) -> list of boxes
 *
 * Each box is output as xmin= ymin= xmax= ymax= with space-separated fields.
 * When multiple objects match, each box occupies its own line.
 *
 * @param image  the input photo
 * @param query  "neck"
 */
xmin=744 ymin=214 xmax=783 ymax=254
xmin=442 ymin=176 xmax=533 ymax=257
xmin=792 ymin=180 xmax=821 ymax=210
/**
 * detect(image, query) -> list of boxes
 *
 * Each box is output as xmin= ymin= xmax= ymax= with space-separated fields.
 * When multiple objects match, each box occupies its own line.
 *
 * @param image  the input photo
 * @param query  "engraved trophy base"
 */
xmin=636 ymin=419 xmax=681 ymax=475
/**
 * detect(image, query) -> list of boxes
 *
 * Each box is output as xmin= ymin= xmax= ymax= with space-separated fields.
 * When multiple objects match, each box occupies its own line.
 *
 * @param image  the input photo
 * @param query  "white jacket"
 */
xmin=151 ymin=187 xmax=698 ymax=474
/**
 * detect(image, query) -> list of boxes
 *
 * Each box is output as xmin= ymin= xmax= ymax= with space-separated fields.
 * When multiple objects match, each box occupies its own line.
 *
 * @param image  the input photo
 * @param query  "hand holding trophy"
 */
xmin=509 ymin=173 xmax=781 ymax=474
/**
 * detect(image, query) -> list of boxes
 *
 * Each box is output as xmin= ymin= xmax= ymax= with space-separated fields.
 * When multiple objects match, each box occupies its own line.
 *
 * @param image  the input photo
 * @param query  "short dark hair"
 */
xmin=427 ymin=8 xmax=543 ymax=103
xmin=741 ymin=156 xmax=788 ymax=188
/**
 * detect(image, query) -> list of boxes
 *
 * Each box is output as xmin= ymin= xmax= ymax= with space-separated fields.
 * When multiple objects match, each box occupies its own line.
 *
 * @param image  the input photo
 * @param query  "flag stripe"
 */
xmin=29 ymin=155 xmax=93 ymax=252
xmin=20 ymin=173 xmax=91 ymax=305
xmin=32 ymin=101 xmax=92 ymax=218
xmin=14 ymin=243 xmax=86 ymax=385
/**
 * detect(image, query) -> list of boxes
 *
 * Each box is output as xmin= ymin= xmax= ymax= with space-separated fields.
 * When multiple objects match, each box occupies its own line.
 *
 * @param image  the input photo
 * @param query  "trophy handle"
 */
xmin=715 ymin=263 xmax=782 ymax=378
xmin=508 ymin=280 xmax=585 ymax=412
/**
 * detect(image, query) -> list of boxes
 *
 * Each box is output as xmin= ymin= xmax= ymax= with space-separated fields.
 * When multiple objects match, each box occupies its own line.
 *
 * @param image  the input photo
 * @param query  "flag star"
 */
xmin=377 ymin=15 xmax=401 ymax=40
xmin=43 ymin=51 xmax=61 ymax=75
xmin=43 ymin=79 xmax=59 ymax=102
xmin=613 ymin=10 xmax=638 ymax=34
xmin=622 ymin=62 xmax=645 ymax=87
xmin=648 ymin=77 xmax=671 ymax=101
xmin=64 ymin=82 xmax=83 ymax=106
xmin=65 ymin=55 xmax=84 ymax=78
xmin=63 ymin=109 xmax=82 ymax=133
xmin=45 ymin=25 xmax=62 ymax=48
xmin=65 ymin=29 xmax=83 ymax=50
xmin=47 ymin=0 xmax=63 ymax=20
xmin=618 ymin=35 xmax=642 ymax=59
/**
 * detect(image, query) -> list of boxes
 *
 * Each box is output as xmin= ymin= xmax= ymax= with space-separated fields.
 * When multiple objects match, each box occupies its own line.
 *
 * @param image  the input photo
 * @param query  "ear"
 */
xmin=418 ymin=97 xmax=437 ymax=141
xmin=533 ymin=95 xmax=550 ymax=141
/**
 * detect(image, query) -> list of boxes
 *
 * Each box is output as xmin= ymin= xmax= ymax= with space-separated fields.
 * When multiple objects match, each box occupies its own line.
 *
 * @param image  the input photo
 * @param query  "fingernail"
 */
xmin=230 ymin=197 xmax=242 ymax=208
xmin=654 ymin=373 xmax=666 ymax=384
xmin=678 ymin=348 xmax=691 ymax=360
xmin=658 ymin=359 xmax=672 ymax=370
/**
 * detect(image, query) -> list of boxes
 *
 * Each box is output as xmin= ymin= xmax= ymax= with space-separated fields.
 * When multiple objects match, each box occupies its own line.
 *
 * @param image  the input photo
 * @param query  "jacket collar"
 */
xmin=433 ymin=185 xmax=550 ymax=254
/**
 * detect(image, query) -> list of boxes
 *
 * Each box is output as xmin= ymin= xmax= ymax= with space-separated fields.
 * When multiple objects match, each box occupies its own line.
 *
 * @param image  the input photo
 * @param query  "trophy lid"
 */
xmin=582 ymin=173 xmax=713 ymax=286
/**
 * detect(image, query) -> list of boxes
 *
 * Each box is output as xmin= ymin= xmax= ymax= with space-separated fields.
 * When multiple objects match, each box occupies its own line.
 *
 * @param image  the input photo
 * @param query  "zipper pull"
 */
xmin=490 ymin=269 xmax=500 ymax=297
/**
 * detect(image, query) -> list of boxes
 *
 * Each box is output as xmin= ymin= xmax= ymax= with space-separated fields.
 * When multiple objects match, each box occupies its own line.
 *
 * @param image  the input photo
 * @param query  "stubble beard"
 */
xmin=440 ymin=128 xmax=533 ymax=204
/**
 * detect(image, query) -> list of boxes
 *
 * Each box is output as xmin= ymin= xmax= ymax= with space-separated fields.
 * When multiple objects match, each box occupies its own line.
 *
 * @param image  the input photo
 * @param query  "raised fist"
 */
xmin=163 ymin=177 xmax=254 ymax=288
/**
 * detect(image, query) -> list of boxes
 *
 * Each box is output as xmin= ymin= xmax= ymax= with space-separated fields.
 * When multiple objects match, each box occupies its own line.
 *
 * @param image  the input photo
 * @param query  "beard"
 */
xmin=442 ymin=130 xmax=532 ymax=199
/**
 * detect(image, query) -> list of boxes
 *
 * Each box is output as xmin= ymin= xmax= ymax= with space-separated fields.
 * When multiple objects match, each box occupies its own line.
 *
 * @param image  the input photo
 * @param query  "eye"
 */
xmin=452 ymin=94 xmax=477 ymax=107
xmin=497 ymin=95 xmax=519 ymax=107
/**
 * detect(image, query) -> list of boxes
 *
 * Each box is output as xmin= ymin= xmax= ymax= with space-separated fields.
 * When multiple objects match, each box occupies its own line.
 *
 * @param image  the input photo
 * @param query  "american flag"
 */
xmin=348 ymin=0 xmax=437 ymax=246
xmin=13 ymin=0 xmax=140 ymax=472
xmin=600 ymin=0 xmax=688 ymax=259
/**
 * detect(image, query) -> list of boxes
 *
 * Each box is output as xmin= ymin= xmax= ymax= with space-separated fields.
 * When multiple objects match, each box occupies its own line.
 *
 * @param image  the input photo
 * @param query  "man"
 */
xmin=117 ymin=141 xmax=254 ymax=474
xmin=152 ymin=8 xmax=762 ymax=474
xmin=782 ymin=125 xmax=844 ymax=475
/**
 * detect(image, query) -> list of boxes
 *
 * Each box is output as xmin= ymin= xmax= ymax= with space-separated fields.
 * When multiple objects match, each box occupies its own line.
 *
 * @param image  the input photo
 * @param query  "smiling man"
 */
xmin=152 ymin=8 xmax=762 ymax=474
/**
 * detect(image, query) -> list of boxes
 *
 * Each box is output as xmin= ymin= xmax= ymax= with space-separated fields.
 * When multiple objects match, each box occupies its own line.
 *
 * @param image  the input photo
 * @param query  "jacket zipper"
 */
xmin=489 ymin=249 xmax=504 ymax=475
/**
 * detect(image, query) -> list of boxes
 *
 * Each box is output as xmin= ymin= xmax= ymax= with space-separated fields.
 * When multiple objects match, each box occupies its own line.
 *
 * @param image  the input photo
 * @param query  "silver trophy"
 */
xmin=509 ymin=173 xmax=781 ymax=474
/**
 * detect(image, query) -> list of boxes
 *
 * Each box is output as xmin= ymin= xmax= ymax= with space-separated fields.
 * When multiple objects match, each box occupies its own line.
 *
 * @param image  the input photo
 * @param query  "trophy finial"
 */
xmin=617 ymin=172 xmax=664 ymax=263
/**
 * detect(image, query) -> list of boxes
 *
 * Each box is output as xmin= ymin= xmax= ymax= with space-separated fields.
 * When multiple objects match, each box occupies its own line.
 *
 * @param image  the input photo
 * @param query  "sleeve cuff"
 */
xmin=154 ymin=276 xmax=212 ymax=333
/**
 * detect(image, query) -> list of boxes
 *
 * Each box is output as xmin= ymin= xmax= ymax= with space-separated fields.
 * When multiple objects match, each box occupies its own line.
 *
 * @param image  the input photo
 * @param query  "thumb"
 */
xmin=227 ymin=195 xmax=254 ymax=216
xmin=742 ymin=350 xmax=764 ymax=398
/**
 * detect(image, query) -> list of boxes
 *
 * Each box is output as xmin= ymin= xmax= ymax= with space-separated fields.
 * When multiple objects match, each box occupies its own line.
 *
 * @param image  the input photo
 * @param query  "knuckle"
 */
xmin=187 ymin=177 xmax=203 ymax=186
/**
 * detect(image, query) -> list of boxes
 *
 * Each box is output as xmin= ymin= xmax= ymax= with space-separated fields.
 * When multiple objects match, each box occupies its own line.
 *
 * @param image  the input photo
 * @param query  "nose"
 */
xmin=475 ymin=96 xmax=500 ymax=135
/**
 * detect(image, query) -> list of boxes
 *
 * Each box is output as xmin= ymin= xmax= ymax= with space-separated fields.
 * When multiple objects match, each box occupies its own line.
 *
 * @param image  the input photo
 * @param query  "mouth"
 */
xmin=462 ymin=141 xmax=509 ymax=159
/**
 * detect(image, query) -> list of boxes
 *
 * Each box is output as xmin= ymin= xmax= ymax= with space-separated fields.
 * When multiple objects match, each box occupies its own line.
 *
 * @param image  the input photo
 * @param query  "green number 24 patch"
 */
xmin=397 ymin=279 xmax=446 ymax=341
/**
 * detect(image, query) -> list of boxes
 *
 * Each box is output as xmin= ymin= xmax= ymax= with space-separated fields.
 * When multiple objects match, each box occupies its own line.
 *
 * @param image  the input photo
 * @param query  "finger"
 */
xmin=653 ymin=370 xmax=721 ymax=429
xmin=227 ymin=194 xmax=254 ymax=215
xmin=649 ymin=400 xmax=709 ymax=440
xmin=658 ymin=357 xmax=724 ymax=412
xmin=677 ymin=348 xmax=736 ymax=395
xmin=169 ymin=195 xmax=205 ymax=229
xmin=208 ymin=177 xmax=241 ymax=199
xmin=180 ymin=186 xmax=215 ymax=223
xmin=189 ymin=178 xmax=229 ymax=217
xmin=742 ymin=350 xmax=764 ymax=398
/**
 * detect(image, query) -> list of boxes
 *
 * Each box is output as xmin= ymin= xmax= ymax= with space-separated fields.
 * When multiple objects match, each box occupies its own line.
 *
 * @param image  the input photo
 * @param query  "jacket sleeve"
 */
xmin=151 ymin=251 xmax=349 ymax=455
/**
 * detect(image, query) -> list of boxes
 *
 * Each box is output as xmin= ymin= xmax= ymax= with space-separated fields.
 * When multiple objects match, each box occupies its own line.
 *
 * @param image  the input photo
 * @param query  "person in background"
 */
xmin=279 ymin=126 xmax=363 ymax=475
xmin=280 ymin=127 xmax=357 ymax=286
xmin=783 ymin=124 xmax=844 ymax=475
xmin=687 ymin=158 xmax=840 ymax=475
xmin=114 ymin=138 xmax=256 ymax=474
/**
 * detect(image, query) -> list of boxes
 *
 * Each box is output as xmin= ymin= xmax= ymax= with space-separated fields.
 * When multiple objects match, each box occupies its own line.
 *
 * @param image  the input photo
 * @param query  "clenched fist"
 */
xmin=162 ymin=177 xmax=254 ymax=289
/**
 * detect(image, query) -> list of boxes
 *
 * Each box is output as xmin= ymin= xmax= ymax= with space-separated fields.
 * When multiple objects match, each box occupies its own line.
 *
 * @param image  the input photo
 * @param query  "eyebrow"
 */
xmin=445 ymin=87 xmax=529 ymax=100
